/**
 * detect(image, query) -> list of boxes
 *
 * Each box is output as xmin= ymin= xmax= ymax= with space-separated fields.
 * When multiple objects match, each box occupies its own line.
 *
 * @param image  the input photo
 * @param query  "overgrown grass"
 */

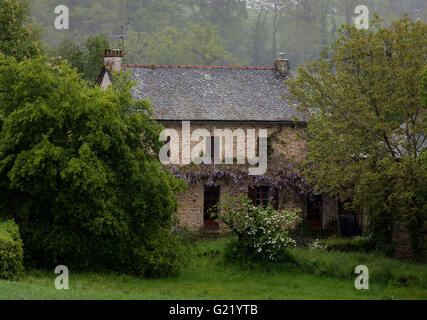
xmin=325 ymin=237 xmax=374 ymax=253
xmin=0 ymin=236 xmax=426 ymax=300
xmin=288 ymin=247 xmax=427 ymax=288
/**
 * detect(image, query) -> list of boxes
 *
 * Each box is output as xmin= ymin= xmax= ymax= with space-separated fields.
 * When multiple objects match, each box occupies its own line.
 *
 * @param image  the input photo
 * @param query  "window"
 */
xmin=256 ymin=186 xmax=270 ymax=207
xmin=206 ymin=136 xmax=220 ymax=162
xmin=248 ymin=186 xmax=278 ymax=209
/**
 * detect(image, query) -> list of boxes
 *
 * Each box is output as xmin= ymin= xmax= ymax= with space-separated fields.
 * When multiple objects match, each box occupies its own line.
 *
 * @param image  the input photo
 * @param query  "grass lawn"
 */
xmin=1 ymin=237 xmax=426 ymax=300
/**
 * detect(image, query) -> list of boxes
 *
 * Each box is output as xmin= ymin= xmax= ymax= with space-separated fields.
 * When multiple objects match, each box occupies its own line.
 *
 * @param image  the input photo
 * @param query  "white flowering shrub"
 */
xmin=308 ymin=238 xmax=327 ymax=251
xmin=216 ymin=196 xmax=301 ymax=261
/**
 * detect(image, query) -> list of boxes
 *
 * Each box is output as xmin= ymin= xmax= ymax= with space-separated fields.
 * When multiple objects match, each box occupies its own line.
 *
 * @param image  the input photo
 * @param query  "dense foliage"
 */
xmin=422 ymin=67 xmax=427 ymax=172
xmin=28 ymin=0 xmax=426 ymax=67
xmin=0 ymin=219 xmax=23 ymax=280
xmin=217 ymin=196 xmax=301 ymax=261
xmin=0 ymin=54 xmax=185 ymax=276
xmin=286 ymin=16 xmax=427 ymax=260
xmin=0 ymin=0 xmax=41 ymax=60
xmin=52 ymin=35 xmax=110 ymax=82
xmin=120 ymin=22 xmax=230 ymax=66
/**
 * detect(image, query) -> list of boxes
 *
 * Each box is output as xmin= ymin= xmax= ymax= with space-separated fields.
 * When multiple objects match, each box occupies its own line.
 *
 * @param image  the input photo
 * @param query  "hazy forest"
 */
xmin=28 ymin=0 xmax=426 ymax=70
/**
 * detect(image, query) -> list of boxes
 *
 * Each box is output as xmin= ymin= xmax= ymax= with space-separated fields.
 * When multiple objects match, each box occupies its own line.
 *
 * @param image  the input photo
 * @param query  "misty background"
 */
xmin=29 ymin=0 xmax=426 ymax=70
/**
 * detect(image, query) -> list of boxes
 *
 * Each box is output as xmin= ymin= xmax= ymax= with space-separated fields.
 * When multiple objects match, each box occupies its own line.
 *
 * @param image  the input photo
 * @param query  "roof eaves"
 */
xmin=122 ymin=64 xmax=274 ymax=70
xmin=156 ymin=119 xmax=307 ymax=126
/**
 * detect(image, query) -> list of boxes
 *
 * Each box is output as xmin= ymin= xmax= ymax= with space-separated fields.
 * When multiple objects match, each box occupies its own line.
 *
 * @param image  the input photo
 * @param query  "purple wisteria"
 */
xmin=168 ymin=156 xmax=313 ymax=196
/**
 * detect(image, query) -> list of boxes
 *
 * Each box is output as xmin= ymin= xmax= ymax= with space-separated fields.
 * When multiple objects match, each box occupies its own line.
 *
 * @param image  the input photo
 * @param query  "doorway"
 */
xmin=338 ymin=201 xmax=361 ymax=237
xmin=204 ymin=185 xmax=220 ymax=230
xmin=306 ymin=194 xmax=323 ymax=231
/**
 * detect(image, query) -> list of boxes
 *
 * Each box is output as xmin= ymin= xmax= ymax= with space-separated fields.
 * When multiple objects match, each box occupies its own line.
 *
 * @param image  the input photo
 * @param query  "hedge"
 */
xmin=0 ymin=219 xmax=24 ymax=280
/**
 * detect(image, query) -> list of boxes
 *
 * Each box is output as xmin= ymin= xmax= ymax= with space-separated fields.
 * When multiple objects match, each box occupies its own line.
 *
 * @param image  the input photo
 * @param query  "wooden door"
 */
xmin=204 ymin=186 xmax=220 ymax=229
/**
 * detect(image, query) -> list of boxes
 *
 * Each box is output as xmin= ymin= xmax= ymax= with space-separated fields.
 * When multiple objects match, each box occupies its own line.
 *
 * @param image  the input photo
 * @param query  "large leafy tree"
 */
xmin=84 ymin=35 xmax=111 ymax=81
xmin=286 ymin=16 xmax=427 ymax=259
xmin=186 ymin=22 xmax=230 ymax=65
xmin=0 ymin=0 xmax=41 ymax=60
xmin=124 ymin=27 xmax=191 ymax=65
xmin=188 ymin=0 xmax=248 ymax=61
xmin=0 ymin=54 xmax=184 ymax=276
xmin=52 ymin=38 xmax=86 ymax=74
xmin=53 ymin=35 xmax=110 ymax=82
xmin=122 ymin=23 xmax=232 ymax=66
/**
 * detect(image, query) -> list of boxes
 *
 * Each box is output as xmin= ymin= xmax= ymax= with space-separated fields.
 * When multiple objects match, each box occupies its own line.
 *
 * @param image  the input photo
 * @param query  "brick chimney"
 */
xmin=104 ymin=49 xmax=123 ymax=73
xmin=273 ymin=52 xmax=290 ymax=77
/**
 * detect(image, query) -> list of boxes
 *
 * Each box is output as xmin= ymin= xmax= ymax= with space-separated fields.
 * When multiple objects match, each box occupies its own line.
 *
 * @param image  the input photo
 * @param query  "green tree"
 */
xmin=53 ymin=35 xmax=110 ymax=82
xmin=286 ymin=16 xmax=427 ymax=259
xmin=84 ymin=35 xmax=110 ymax=81
xmin=186 ymin=22 xmax=230 ymax=65
xmin=188 ymin=0 xmax=248 ymax=63
xmin=0 ymin=0 xmax=41 ymax=60
xmin=248 ymin=2 xmax=270 ymax=66
xmin=133 ymin=27 xmax=191 ymax=65
xmin=122 ymin=23 xmax=231 ymax=66
xmin=0 ymin=54 xmax=185 ymax=276
xmin=52 ymin=38 xmax=86 ymax=74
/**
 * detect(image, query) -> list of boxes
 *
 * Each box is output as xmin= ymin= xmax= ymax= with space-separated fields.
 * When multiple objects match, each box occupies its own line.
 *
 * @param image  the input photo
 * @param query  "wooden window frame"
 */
xmin=248 ymin=186 xmax=279 ymax=209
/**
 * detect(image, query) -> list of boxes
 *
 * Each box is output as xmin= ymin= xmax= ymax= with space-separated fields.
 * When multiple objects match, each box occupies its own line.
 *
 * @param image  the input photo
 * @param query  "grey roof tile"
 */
xmin=123 ymin=65 xmax=306 ymax=122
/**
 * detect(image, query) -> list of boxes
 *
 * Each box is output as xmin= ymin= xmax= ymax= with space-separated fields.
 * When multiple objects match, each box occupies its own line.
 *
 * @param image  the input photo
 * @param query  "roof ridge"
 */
xmin=122 ymin=63 xmax=274 ymax=70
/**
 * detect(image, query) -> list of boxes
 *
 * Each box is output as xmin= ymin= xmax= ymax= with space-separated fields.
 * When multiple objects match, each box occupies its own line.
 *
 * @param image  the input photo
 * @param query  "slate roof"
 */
xmin=121 ymin=64 xmax=306 ymax=122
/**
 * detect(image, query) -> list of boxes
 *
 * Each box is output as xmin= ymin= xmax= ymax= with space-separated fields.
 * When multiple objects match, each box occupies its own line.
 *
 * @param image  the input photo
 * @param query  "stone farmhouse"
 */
xmin=98 ymin=49 xmax=362 ymax=235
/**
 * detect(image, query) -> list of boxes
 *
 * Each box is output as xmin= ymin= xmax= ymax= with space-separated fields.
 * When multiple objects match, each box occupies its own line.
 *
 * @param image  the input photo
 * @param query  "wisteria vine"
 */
xmin=168 ymin=156 xmax=314 ymax=196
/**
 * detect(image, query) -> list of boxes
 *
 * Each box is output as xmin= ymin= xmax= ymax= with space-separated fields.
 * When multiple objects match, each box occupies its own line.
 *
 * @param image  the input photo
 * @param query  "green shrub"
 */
xmin=223 ymin=239 xmax=295 ymax=268
xmin=217 ymin=196 xmax=301 ymax=261
xmin=326 ymin=237 xmax=375 ymax=253
xmin=0 ymin=219 xmax=23 ymax=280
xmin=127 ymin=233 xmax=186 ymax=278
xmin=0 ymin=55 xmax=185 ymax=277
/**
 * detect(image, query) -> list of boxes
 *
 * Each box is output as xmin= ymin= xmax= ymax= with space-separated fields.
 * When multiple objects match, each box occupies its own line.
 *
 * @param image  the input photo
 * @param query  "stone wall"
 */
xmin=175 ymin=179 xmax=305 ymax=230
xmin=162 ymin=121 xmax=308 ymax=230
